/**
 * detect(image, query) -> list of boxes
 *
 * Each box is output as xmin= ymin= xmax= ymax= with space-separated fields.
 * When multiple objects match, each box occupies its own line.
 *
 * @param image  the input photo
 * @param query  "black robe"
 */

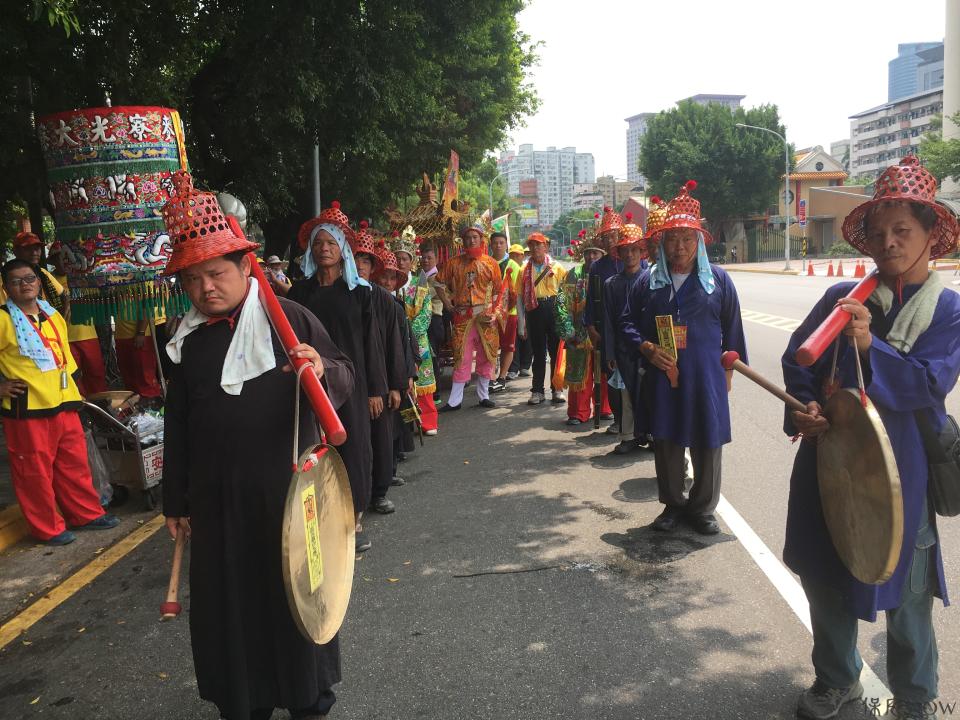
xmin=162 ymin=297 xmax=354 ymax=720
xmin=393 ymin=292 xmax=420 ymax=455
xmin=287 ymin=277 xmax=388 ymax=514
xmin=369 ymin=285 xmax=407 ymax=499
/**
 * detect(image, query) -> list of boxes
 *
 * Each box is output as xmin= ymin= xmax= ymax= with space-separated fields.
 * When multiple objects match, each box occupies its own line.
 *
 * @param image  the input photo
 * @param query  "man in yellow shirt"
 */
xmin=489 ymin=236 xmax=522 ymax=393
xmin=0 ymin=259 xmax=118 ymax=545
xmin=517 ymin=232 xmax=567 ymax=405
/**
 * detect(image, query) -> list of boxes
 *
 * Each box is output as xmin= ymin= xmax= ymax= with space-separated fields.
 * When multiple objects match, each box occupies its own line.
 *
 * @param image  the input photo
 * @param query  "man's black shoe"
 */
xmin=613 ymin=439 xmax=643 ymax=455
xmin=689 ymin=514 xmax=720 ymax=535
xmin=440 ymin=403 xmax=461 ymax=413
xmin=371 ymin=496 xmax=395 ymax=514
xmin=489 ymin=379 xmax=506 ymax=393
xmin=356 ymin=531 xmax=371 ymax=553
xmin=478 ymin=398 xmax=496 ymax=408
xmin=651 ymin=507 xmax=682 ymax=532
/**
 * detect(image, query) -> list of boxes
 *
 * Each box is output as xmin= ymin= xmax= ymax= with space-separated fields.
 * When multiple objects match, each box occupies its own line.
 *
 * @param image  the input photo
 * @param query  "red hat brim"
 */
xmin=655 ymin=218 xmax=714 ymax=245
xmin=164 ymin=233 xmax=260 ymax=275
xmin=842 ymin=197 xmax=959 ymax=260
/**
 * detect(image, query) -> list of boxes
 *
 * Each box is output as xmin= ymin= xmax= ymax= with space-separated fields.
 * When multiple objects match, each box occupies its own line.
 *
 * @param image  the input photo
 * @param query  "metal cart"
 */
xmin=82 ymin=398 xmax=163 ymax=511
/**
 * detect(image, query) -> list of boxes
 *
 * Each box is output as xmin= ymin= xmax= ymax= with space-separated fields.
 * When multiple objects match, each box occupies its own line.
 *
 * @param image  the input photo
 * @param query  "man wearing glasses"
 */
xmin=0 ymin=259 xmax=118 ymax=545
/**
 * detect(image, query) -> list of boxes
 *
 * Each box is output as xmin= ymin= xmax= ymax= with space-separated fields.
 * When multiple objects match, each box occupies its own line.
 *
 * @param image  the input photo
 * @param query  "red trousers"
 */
xmin=567 ymin=378 xmax=612 ymax=422
xmin=4 ymin=412 xmax=103 ymax=540
xmin=70 ymin=338 xmax=108 ymax=396
xmin=115 ymin=337 xmax=163 ymax=398
xmin=417 ymin=393 xmax=438 ymax=431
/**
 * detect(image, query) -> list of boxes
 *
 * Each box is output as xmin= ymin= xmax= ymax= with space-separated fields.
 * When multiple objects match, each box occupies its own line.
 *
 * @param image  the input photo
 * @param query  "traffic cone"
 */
xmin=807 ymin=262 xmax=815 ymax=276
xmin=827 ymin=261 xmax=834 ymax=277
xmin=837 ymin=260 xmax=844 ymax=277
xmin=854 ymin=260 xmax=865 ymax=278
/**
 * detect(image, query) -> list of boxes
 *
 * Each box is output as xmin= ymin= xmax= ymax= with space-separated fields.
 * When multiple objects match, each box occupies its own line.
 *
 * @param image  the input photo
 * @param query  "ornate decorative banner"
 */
xmin=37 ymin=106 xmax=190 ymax=322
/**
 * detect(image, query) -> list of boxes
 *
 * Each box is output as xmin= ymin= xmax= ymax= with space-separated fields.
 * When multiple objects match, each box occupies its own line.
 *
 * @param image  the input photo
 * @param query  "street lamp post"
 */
xmin=735 ymin=122 xmax=792 ymax=271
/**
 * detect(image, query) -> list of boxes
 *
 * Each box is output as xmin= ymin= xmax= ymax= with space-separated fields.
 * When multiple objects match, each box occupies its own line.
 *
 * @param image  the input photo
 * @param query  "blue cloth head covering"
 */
xmin=301 ymin=223 xmax=370 ymax=290
xmin=5 ymin=298 xmax=60 ymax=371
xmin=648 ymin=232 xmax=715 ymax=295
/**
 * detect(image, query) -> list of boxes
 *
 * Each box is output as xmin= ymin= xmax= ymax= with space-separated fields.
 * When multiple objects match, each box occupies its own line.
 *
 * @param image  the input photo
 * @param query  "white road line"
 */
xmin=741 ymin=309 xmax=801 ymax=333
xmin=715 ymin=495 xmax=892 ymax=703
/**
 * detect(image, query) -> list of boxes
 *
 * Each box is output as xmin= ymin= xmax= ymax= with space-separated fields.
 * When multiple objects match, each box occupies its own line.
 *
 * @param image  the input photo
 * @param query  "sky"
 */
xmin=508 ymin=0 xmax=948 ymax=179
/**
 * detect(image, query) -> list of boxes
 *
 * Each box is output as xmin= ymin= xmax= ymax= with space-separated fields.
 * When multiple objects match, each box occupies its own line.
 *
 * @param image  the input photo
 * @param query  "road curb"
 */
xmin=724 ymin=267 xmax=802 ymax=276
xmin=0 ymin=505 xmax=28 ymax=552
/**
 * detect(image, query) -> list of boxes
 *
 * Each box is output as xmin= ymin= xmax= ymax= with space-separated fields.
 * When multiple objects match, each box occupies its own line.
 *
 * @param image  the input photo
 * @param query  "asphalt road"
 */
xmin=0 ymin=269 xmax=958 ymax=720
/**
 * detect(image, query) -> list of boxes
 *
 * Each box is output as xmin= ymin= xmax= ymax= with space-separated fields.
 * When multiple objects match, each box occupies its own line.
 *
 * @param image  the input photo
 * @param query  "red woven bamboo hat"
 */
xmin=162 ymin=171 xmax=259 ymax=275
xmin=658 ymin=180 xmax=713 ymax=244
xmin=374 ymin=241 xmax=406 ymax=285
xmin=526 ymin=232 xmax=550 ymax=246
xmin=842 ymin=156 xmax=959 ymax=260
xmin=598 ymin=206 xmax=624 ymax=236
xmin=297 ymin=200 xmax=355 ymax=251
xmin=351 ymin=221 xmax=384 ymax=273
xmin=644 ymin=195 xmax=669 ymax=241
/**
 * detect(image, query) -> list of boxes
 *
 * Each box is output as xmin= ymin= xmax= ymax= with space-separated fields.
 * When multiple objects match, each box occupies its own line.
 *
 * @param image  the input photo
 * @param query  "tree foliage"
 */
xmin=639 ymin=101 xmax=789 ymax=222
xmin=0 ymin=0 xmax=538 ymax=251
xmin=920 ymin=113 xmax=960 ymax=184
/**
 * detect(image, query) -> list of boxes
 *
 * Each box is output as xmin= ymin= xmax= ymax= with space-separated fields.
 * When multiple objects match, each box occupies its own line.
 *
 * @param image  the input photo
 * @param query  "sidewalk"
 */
xmin=724 ymin=257 xmax=959 ymax=277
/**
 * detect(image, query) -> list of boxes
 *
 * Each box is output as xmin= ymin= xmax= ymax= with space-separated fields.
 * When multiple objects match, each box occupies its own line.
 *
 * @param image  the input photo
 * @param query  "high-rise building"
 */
xmin=829 ymin=139 xmax=851 ymax=173
xmin=849 ymin=88 xmax=942 ymax=179
xmin=595 ymin=176 xmax=639 ymax=212
xmin=497 ymin=145 xmax=596 ymax=226
xmin=680 ymin=93 xmax=745 ymax=110
xmin=888 ymin=42 xmax=942 ymax=101
xmin=625 ymin=113 xmax=653 ymax=187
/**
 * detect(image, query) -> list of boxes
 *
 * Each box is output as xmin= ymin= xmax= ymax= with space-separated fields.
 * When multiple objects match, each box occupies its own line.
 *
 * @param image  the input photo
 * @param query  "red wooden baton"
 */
xmin=794 ymin=272 xmax=879 ymax=368
xmin=247 ymin=254 xmax=347 ymax=446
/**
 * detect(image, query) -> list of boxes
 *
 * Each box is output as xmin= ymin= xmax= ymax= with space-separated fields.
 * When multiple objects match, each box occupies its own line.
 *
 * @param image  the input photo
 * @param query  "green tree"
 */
xmin=0 ymin=0 xmax=538 ymax=253
xmin=639 ymin=101 xmax=789 ymax=223
xmin=552 ymin=208 xmax=601 ymax=241
xmin=920 ymin=113 xmax=960 ymax=183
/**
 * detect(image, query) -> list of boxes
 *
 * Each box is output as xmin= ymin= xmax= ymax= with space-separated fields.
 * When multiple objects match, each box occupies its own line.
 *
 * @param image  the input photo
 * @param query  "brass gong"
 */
xmin=817 ymin=389 xmax=903 ymax=585
xmin=281 ymin=444 xmax=355 ymax=644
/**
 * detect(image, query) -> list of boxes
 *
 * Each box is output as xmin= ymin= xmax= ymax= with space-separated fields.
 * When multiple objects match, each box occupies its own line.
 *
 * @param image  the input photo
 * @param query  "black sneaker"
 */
xmin=651 ymin=507 xmax=683 ymax=532
xmin=391 ymin=476 xmax=406 ymax=487
xmin=371 ymin=496 xmax=395 ymax=514
xmin=478 ymin=398 xmax=496 ymax=408
xmin=440 ymin=403 xmax=461 ymax=413
xmin=796 ymin=679 xmax=863 ymax=719
xmin=489 ymin=379 xmax=506 ymax=393
xmin=689 ymin=514 xmax=720 ymax=535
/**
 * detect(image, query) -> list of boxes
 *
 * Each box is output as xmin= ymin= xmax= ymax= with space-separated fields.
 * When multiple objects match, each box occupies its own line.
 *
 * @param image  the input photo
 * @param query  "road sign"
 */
xmin=798 ymin=199 xmax=807 ymax=227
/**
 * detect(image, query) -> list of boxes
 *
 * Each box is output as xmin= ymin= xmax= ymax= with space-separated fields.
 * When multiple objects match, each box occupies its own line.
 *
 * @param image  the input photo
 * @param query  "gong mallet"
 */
xmin=720 ymin=351 xmax=807 ymax=414
xmin=160 ymin=525 xmax=187 ymax=621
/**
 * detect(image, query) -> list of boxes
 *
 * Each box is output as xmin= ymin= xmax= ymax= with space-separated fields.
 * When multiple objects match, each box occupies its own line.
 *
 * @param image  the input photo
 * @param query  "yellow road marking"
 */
xmin=741 ymin=309 xmax=801 ymax=333
xmin=0 ymin=514 xmax=165 ymax=650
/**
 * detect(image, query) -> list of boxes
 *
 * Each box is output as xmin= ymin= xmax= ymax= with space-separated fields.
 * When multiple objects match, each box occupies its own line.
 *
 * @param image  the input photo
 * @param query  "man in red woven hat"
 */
xmin=621 ymin=180 xmax=747 ymax=536
xmin=782 ymin=157 xmax=960 ymax=720
xmin=584 ymin=206 xmax=624 ymax=432
xmin=436 ymin=221 xmax=502 ymax=410
xmin=161 ymin=172 xmax=355 ymax=720
xmin=517 ymin=231 xmax=567 ymax=405
xmin=604 ymin=218 xmax=650 ymax=454
xmin=351 ymin=227 xmax=408 ymax=515
xmin=288 ymin=202 xmax=389 ymax=555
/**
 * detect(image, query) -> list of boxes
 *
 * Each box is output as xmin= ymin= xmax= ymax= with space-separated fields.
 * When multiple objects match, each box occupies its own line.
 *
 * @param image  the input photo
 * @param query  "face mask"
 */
xmin=466 ymin=246 xmax=483 ymax=258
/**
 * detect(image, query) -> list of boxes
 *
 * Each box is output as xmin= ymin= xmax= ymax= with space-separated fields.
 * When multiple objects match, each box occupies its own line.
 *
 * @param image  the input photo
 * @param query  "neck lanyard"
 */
xmin=29 ymin=314 xmax=70 ymax=389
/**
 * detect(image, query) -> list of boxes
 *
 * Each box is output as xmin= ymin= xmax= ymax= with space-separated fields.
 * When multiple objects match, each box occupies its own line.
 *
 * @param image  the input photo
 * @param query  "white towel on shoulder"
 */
xmin=869 ymin=270 xmax=943 ymax=354
xmin=166 ymin=277 xmax=277 ymax=394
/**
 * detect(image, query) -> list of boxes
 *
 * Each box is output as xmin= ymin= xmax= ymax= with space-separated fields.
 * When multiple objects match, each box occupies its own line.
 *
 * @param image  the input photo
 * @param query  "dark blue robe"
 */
xmin=782 ymin=281 xmax=960 ymax=621
xmin=620 ymin=264 xmax=747 ymax=449
xmin=584 ymin=255 xmax=623 ymax=366
xmin=603 ymin=269 xmax=645 ymax=436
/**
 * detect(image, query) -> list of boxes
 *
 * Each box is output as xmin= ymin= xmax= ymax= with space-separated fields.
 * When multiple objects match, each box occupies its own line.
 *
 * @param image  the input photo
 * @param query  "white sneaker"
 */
xmin=528 ymin=392 xmax=545 ymax=405
xmin=424 ymin=429 xmax=438 ymax=436
xmin=551 ymin=390 xmax=566 ymax=404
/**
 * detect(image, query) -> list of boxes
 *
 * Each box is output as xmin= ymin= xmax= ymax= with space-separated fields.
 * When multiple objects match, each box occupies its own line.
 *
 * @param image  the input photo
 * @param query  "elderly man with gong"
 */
xmin=436 ymin=220 xmax=503 ymax=410
xmin=782 ymin=157 xmax=960 ymax=720
xmin=621 ymin=180 xmax=747 ymax=535
xmin=161 ymin=172 xmax=355 ymax=720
